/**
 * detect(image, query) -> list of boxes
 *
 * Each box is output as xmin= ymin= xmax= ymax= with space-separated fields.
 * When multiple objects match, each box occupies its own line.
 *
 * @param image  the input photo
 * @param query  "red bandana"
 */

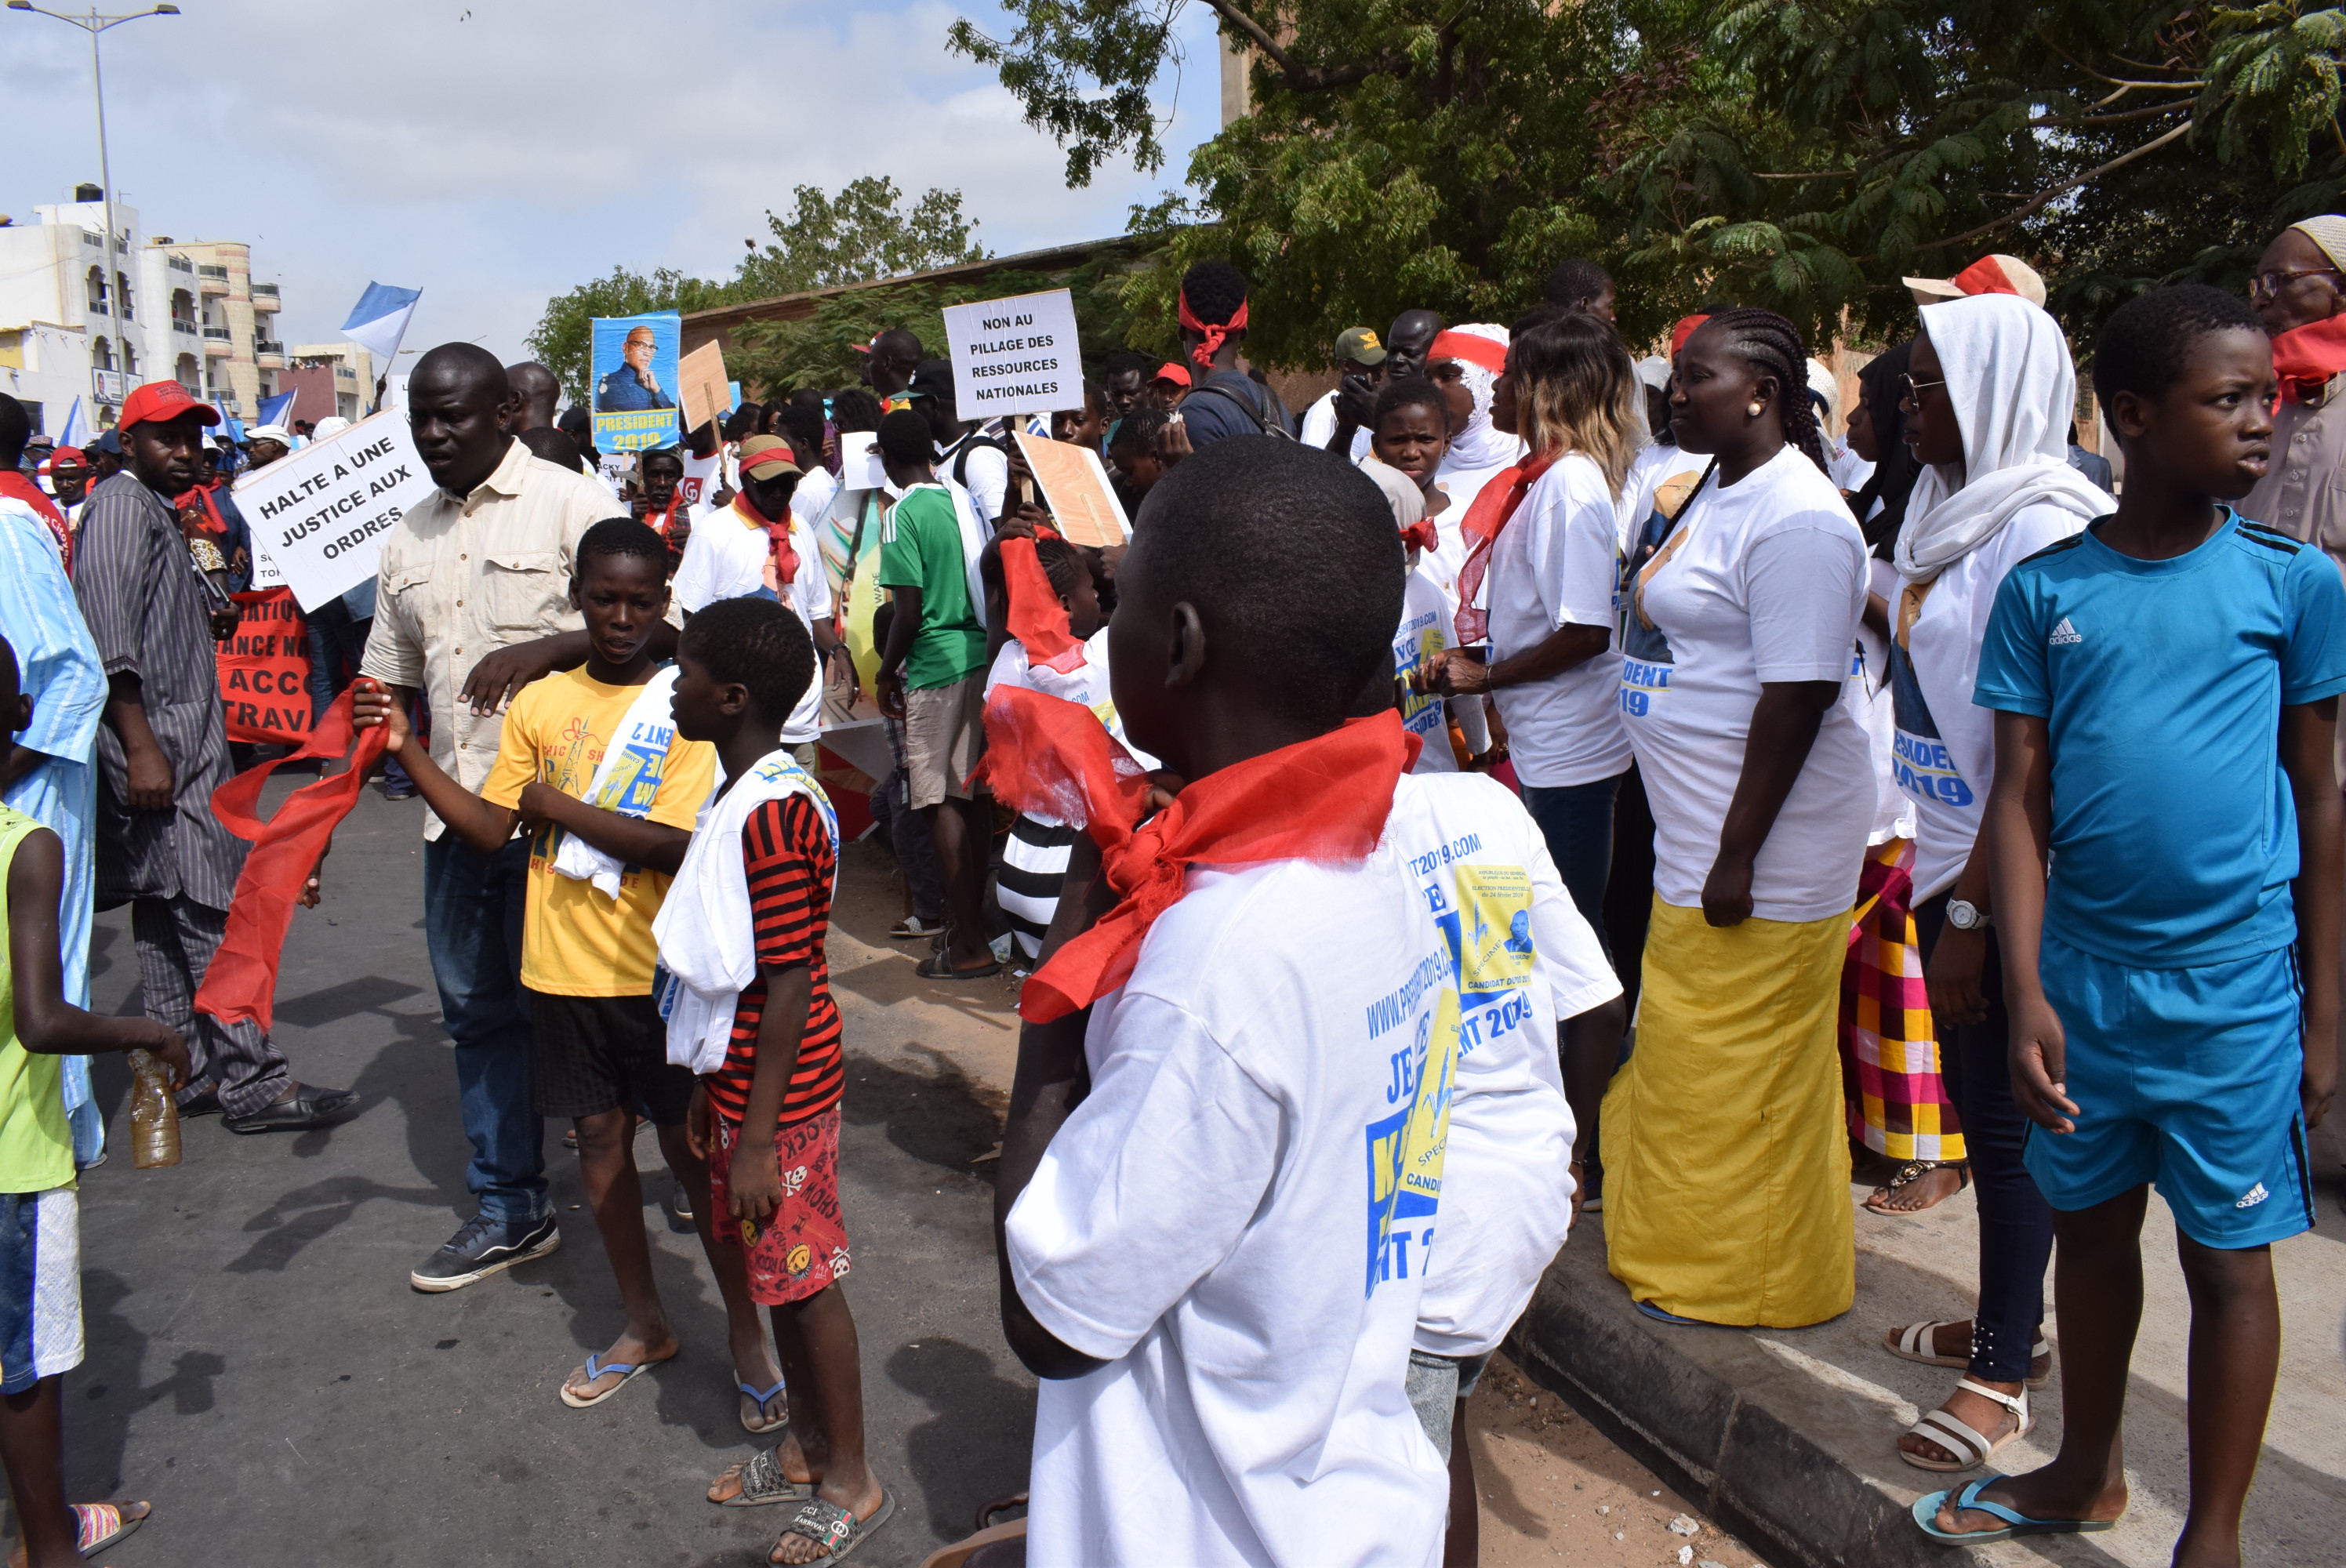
xmin=1177 ymin=289 xmax=1248 ymax=371
xmin=974 ymin=687 xmax=1412 ymax=1022
xmin=174 ymin=481 xmax=227 ymax=538
xmin=192 ymin=686 xmax=390 ymax=1033
xmin=732 ymin=493 xmax=796 ymax=586
xmin=1451 ymin=452 xmax=1560 ymax=644
xmin=2272 ymin=315 xmax=2346 ymax=404
xmin=0 ymin=471 xmax=71 ymax=574
xmin=1000 ymin=536 xmax=1087 ymax=674
xmin=1399 ymin=517 xmax=1440 ymax=557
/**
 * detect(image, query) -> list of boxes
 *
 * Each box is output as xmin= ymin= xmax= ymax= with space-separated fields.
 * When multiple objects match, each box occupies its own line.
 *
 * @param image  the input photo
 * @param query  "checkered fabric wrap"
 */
xmin=1839 ymin=840 xmax=1965 ymax=1161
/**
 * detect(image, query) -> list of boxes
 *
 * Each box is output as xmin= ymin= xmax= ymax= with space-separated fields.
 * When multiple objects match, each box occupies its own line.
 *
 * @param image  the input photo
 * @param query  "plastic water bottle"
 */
xmin=129 ymin=1051 xmax=181 ymax=1170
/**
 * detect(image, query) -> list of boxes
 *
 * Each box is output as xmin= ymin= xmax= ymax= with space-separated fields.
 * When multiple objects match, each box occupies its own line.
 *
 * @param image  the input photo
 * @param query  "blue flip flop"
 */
xmin=738 ymin=1374 xmax=788 ymax=1434
xmin=1912 ymin=1476 xmax=2121 ymax=1544
xmin=559 ymin=1350 xmax=666 ymax=1409
xmin=1636 ymin=1299 xmax=1721 ymax=1327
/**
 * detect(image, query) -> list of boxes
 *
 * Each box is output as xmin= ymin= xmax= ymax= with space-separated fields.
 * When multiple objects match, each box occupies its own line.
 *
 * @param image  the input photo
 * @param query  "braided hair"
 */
xmin=1700 ymin=307 xmax=1832 ymax=476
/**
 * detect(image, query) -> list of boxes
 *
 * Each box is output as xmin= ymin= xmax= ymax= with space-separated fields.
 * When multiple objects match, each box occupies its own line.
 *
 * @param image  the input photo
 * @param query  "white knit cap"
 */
xmin=2290 ymin=216 xmax=2346 ymax=270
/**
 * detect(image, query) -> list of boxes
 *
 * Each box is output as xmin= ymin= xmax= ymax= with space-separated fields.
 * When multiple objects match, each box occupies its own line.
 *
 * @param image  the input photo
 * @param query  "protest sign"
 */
xmin=231 ymin=410 xmax=434 ymax=612
xmin=677 ymin=339 xmax=730 ymax=436
xmin=837 ymin=430 xmax=887 ymax=492
xmin=591 ymin=311 xmax=682 ymax=452
xmin=216 ymin=589 xmax=312 ymax=746
xmin=941 ymin=289 xmax=1082 ymax=419
xmin=1015 ymin=432 xmax=1128 ymax=548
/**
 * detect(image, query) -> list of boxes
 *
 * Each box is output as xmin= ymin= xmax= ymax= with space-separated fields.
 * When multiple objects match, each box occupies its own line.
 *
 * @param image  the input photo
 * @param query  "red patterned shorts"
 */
xmin=710 ymin=1105 xmax=852 ymax=1305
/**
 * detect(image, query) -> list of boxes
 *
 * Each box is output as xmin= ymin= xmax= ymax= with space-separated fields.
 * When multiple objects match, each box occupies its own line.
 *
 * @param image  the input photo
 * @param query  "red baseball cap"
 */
xmin=1153 ymin=362 xmax=1192 ymax=387
xmin=118 ymin=380 xmax=221 ymax=431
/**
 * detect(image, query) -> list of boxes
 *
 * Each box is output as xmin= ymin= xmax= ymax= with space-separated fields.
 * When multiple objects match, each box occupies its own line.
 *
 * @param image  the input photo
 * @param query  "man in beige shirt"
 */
xmin=357 ymin=343 xmax=622 ymax=1292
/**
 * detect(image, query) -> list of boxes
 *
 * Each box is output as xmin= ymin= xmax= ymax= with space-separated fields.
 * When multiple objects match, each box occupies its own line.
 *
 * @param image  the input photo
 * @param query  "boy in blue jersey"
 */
xmin=1922 ymin=286 xmax=2346 ymax=1560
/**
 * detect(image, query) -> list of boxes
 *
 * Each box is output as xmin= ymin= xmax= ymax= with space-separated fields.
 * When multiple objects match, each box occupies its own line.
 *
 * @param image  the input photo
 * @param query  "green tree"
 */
xmin=736 ymin=176 xmax=989 ymax=297
xmin=525 ymin=179 xmax=993 ymax=404
xmin=953 ymin=1 xmax=2346 ymax=356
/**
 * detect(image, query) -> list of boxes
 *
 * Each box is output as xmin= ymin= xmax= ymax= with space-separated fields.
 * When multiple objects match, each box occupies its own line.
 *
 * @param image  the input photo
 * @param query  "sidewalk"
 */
xmin=1512 ymin=1170 xmax=2346 ymax=1567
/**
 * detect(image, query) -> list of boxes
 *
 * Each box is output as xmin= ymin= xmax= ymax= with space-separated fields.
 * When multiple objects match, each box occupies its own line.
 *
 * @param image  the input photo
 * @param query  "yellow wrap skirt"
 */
xmin=1601 ymin=897 xmax=1855 ymax=1327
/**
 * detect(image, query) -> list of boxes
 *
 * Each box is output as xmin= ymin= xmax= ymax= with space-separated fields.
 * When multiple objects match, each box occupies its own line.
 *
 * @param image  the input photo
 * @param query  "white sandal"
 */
xmin=1900 ymin=1379 xmax=2030 ymax=1473
xmin=1883 ymin=1319 xmax=2054 ymax=1387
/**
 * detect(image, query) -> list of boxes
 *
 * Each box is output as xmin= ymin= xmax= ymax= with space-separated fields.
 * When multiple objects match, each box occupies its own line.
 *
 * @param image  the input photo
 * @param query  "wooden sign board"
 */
xmin=1015 ymin=432 xmax=1129 ymax=549
xmin=677 ymin=339 xmax=731 ymax=437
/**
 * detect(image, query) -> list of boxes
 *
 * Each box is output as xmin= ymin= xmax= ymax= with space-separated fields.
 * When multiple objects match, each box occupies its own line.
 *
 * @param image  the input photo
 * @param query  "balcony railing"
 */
xmin=201 ymin=325 xmax=231 ymax=340
xmin=171 ymin=318 xmax=196 ymax=336
xmin=195 ymin=263 xmax=228 ymax=279
xmin=255 ymin=339 xmax=285 ymax=361
xmin=250 ymin=282 xmax=278 ymax=298
xmin=167 ymin=255 xmax=194 ymax=274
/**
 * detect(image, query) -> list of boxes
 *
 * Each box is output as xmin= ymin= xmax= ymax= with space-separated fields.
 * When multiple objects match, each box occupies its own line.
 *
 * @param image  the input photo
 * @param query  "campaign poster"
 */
xmin=591 ymin=311 xmax=682 ymax=452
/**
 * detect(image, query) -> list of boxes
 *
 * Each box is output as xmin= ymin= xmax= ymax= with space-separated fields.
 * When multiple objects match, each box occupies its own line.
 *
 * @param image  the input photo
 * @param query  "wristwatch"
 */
xmin=1946 ymin=898 xmax=1990 ymax=932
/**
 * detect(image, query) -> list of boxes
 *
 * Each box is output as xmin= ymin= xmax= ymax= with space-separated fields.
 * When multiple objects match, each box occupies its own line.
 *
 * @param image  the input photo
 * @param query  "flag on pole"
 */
xmin=55 ymin=397 xmax=88 ymax=450
xmin=340 ymin=282 xmax=422 ymax=369
xmin=257 ymin=390 xmax=297 ymax=430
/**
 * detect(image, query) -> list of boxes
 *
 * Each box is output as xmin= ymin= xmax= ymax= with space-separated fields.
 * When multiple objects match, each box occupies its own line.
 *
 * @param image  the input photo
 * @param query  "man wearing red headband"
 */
xmin=1165 ymin=260 xmax=1293 ymax=450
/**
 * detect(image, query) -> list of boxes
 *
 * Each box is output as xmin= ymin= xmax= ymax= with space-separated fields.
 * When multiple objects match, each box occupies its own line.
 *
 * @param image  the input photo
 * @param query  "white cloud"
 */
xmin=0 ymin=0 xmax=1222 ymax=368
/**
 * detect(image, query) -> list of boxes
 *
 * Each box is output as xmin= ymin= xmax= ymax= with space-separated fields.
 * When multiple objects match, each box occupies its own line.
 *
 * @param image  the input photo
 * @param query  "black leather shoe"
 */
xmin=224 ymin=1084 xmax=359 ymax=1134
xmin=176 ymin=1089 xmax=223 ymax=1118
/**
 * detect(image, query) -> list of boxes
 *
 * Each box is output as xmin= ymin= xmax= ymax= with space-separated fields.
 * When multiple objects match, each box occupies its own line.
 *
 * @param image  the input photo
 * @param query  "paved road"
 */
xmin=60 ymin=782 xmax=1033 ymax=1567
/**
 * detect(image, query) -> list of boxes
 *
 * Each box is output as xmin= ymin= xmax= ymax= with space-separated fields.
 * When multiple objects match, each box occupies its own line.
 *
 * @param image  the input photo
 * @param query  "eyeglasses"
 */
xmin=2249 ymin=266 xmax=2343 ymax=300
xmin=1898 ymin=373 xmax=1947 ymax=405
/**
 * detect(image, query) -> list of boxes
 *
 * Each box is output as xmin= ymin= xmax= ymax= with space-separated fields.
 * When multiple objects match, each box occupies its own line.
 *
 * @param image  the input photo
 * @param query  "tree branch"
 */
xmin=2028 ymin=99 xmax=2193 ymax=128
xmin=2039 ymin=34 xmax=2203 ymax=93
xmin=1750 ymin=169 xmax=1855 ymax=180
xmin=1197 ymin=0 xmax=1407 ymax=93
xmin=1915 ymin=119 xmax=2195 ymax=252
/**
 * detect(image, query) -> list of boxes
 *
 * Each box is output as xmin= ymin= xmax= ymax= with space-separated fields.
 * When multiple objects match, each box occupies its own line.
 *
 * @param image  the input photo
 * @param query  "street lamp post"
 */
xmin=5 ymin=3 xmax=180 ymax=424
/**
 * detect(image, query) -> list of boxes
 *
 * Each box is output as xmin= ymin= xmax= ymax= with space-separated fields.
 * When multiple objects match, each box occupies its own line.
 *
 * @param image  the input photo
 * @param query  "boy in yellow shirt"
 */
xmin=355 ymin=521 xmax=785 ymax=1425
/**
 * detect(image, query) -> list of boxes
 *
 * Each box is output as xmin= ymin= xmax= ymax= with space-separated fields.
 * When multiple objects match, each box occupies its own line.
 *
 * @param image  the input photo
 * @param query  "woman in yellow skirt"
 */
xmin=1605 ymin=309 xmax=1872 ymax=1328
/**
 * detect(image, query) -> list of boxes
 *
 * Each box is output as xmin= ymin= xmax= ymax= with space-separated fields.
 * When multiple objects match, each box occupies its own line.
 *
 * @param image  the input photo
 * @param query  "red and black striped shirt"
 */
xmin=706 ymin=794 xmax=844 ymax=1128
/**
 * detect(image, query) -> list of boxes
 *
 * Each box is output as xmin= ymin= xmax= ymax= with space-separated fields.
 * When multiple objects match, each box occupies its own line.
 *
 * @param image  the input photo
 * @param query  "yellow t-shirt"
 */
xmin=481 ymin=669 xmax=717 ymax=996
xmin=0 ymin=807 xmax=73 ymax=1193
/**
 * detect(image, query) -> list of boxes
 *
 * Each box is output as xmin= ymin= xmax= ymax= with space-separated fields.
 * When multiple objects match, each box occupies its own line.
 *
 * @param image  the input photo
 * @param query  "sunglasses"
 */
xmin=2249 ymin=265 xmax=2343 ymax=300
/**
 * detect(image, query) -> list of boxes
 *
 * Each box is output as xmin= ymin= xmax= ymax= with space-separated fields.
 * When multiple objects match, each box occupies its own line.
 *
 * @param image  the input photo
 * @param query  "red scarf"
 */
xmin=732 ymin=493 xmax=796 ymax=586
xmin=1451 ymin=451 xmax=1559 ymax=644
xmin=974 ymin=686 xmax=1411 ymax=1022
xmin=1177 ymin=289 xmax=1248 ymax=371
xmin=1000 ymin=536 xmax=1087 ymax=674
xmin=2272 ymin=315 xmax=2346 ymax=404
xmin=1399 ymin=517 xmax=1440 ymax=557
xmin=0 ymin=470 xmax=71 ymax=574
xmin=193 ymin=686 xmax=389 ymax=1033
xmin=174 ymin=481 xmax=228 ymax=537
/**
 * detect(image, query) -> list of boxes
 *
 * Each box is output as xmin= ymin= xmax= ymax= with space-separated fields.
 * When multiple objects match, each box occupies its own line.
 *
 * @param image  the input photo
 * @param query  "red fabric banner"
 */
xmin=216 ymin=589 xmax=314 ymax=746
xmin=194 ymin=686 xmax=388 ymax=1033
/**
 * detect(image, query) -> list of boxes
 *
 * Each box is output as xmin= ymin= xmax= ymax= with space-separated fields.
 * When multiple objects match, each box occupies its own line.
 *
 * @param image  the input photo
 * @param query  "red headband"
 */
xmin=1178 ymin=290 xmax=1247 ymax=370
xmin=1429 ymin=330 xmax=1507 ymax=376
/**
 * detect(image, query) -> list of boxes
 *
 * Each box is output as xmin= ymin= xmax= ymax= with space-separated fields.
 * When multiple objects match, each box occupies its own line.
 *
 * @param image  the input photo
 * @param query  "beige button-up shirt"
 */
xmin=2242 ymin=381 xmax=2346 ymax=558
xmin=359 ymin=437 xmax=613 ymax=839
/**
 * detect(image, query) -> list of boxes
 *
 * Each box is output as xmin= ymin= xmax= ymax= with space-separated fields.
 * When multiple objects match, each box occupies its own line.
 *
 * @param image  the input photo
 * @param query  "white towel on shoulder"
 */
xmin=651 ymin=750 xmax=839 ymax=1075
xmin=548 ymin=667 xmax=686 ymax=899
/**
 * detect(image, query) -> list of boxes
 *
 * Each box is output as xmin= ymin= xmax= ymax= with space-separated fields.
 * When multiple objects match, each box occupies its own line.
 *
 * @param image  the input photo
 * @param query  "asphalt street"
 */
xmin=45 ymin=781 xmax=1033 ymax=1568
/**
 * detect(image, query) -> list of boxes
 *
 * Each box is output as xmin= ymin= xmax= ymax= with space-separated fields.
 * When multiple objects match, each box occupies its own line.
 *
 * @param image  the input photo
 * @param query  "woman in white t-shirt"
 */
xmin=1426 ymin=313 xmax=1640 ymax=931
xmin=1880 ymin=293 xmax=2108 ymax=1476
xmin=1600 ymin=307 xmax=1870 ymax=1330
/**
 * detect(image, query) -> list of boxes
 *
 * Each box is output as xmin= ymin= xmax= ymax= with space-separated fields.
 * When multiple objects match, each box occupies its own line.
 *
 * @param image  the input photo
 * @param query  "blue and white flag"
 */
xmin=256 ymin=390 xmax=297 ymax=430
xmin=340 ymin=281 xmax=422 ymax=368
xmin=55 ymin=397 xmax=88 ymax=450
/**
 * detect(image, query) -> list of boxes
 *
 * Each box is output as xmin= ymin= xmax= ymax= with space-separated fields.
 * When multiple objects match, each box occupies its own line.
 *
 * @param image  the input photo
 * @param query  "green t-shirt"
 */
xmin=877 ymin=485 xmax=988 ymax=691
xmin=0 ymin=807 xmax=73 ymax=1193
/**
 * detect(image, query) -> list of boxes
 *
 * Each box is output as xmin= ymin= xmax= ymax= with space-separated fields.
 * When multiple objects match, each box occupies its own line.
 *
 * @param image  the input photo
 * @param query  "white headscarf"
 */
xmin=1434 ymin=322 xmax=1519 ymax=473
xmin=1895 ymin=294 xmax=2113 ymax=581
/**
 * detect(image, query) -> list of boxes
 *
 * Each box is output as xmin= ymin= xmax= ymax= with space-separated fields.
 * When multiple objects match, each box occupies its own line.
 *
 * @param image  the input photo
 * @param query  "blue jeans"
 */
xmin=1915 ymin=893 xmax=2052 ymax=1382
xmin=1521 ymin=770 xmax=1628 ymax=959
xmin=423 ymin=833 xmax=547 ymax=1225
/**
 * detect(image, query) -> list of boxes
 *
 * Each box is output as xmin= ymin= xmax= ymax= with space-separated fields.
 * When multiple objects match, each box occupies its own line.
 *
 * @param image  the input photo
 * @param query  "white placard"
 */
xmin=837 ymin=430 xmax=887 ymax=491
xmin=231 ymin=408 xmax=435 ymax=612
xmin=940 ymin=289 xmax=1082 ymax=418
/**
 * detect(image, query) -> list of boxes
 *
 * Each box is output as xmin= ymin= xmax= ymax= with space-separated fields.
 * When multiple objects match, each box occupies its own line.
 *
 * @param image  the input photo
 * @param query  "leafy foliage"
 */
xmin=727 ymin=249 xmax=1147 ymax=397
xmin=525 ymin=179 xmax=989 ymax=404
xmin=955 ymin=0 xmax=2346 ymax=357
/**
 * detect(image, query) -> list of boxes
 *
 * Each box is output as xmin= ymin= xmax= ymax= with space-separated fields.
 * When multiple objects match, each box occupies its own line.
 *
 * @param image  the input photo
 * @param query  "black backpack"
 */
xmin=1182 ymin=374 xmax=1295 ymax=441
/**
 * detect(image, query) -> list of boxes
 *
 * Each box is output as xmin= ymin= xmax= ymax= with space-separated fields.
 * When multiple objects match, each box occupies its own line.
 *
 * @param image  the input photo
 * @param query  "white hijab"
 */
xmin=1895 ymin=294 xmax=2113 ymax=580
xmin=1434 ymin=322 xmax=1520 ymax=474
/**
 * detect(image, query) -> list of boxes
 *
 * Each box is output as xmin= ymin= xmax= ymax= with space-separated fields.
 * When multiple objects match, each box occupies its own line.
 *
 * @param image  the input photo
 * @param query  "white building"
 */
xmin=0 ymin=183 xmax=285 ymax=434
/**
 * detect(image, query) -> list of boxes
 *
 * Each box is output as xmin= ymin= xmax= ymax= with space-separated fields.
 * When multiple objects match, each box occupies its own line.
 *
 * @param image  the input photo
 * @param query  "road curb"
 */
xmin=1506 ymin=1240 xmax=1948 ymax=1568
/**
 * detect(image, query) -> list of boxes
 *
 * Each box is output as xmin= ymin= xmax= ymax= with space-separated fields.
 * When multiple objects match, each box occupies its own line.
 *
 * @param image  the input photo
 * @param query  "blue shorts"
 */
xmin=2029 ymin=935 xmax=2314 ymax=1249
xmin=0 ymin=1188 xmax=82 ymax=1395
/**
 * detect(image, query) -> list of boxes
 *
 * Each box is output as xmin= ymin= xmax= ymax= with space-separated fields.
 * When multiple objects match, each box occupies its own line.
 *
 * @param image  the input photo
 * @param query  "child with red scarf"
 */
xmin=989 ymin=438 xmax=1464 ymax=1567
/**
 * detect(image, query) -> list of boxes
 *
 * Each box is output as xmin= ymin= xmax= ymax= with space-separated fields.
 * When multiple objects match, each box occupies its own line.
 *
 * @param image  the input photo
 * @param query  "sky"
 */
xmin=2 ymin=0 xmax=1223 ymax=371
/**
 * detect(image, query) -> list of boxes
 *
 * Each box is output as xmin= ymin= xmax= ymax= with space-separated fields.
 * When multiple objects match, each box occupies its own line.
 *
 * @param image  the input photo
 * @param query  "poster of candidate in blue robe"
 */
xmin=591 ymin=312 xmax=681 ymax=452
